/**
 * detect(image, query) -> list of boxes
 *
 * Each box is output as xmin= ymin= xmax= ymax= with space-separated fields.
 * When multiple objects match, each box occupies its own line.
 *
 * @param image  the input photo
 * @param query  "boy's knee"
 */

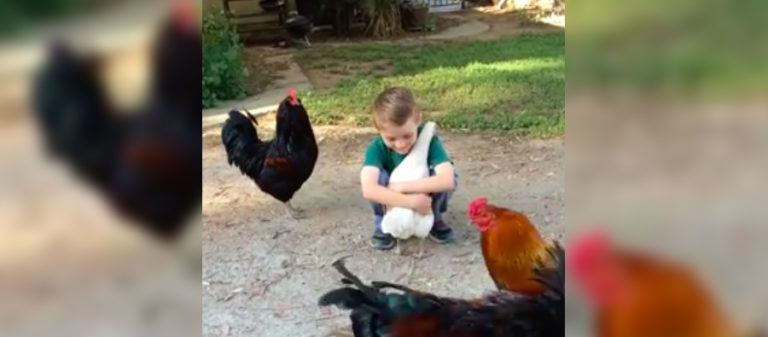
xmin=370 ymin=201 xmax=386 ymax=216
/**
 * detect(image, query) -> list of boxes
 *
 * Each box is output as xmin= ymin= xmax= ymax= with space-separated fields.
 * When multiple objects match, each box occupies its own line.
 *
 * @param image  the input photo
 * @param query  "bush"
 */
xmin=0 ymin=0 xmax=89 ymax=36
xmin=202 ymin=10 xmax=248 ymax=108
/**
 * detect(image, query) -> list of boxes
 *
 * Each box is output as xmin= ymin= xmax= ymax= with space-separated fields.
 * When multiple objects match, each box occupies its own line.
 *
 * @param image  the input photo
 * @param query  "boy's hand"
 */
xmin=408 ymin=194 xmax=432 ymax=215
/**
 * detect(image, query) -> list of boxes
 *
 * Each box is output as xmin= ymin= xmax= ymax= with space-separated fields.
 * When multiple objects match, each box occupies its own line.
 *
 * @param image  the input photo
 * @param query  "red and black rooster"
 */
xmin=31 ymin=0 xmax=201 ymax=240
xmin=319 ymin=243 xmax=564 ymax=337
xmin=221 ymin=89 xmax=318 ymax=219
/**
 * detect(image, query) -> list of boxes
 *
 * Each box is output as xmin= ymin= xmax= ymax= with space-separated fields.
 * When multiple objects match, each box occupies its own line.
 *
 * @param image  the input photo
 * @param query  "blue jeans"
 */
xmin=370 ymin=169 xmax=458 ymax=233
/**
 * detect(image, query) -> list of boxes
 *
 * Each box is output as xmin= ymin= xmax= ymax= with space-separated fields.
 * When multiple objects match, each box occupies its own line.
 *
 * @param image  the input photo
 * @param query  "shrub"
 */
xmin=202 ymin=10 xmax=248 ymax=108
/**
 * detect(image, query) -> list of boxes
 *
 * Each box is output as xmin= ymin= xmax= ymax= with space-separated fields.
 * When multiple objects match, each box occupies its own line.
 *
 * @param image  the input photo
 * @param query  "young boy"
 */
xmin=360 ymin=87 xmax=457 ymax=250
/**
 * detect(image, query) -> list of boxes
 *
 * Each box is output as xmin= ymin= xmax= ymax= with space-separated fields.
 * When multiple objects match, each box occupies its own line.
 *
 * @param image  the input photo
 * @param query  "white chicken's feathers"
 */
xmin=381 ymin=122 xmax=436 ymax=239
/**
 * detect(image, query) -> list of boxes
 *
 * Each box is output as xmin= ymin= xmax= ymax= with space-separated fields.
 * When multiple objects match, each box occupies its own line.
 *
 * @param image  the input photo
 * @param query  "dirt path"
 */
xmin=202 ymin=122 xmax=564 ymax=336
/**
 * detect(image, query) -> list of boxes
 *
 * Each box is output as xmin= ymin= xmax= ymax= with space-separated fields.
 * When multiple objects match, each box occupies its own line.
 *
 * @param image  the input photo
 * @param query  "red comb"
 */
xmin=172 ymin=0 xmax=195 ymax=30
xmin=466 ymin=197 xmax=488 ymax=219
xmin=287 ymin=88 xmax=297 ymax=105
xmin=568 ymin=230 xmax=612 ymax=267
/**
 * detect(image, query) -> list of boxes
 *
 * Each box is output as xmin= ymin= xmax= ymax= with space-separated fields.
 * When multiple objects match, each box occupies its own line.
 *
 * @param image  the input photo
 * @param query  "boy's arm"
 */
xmin=389 ymin=162 xmax=455 ymax=194
xmin=360 ymin=166 xmax=417 ymax=209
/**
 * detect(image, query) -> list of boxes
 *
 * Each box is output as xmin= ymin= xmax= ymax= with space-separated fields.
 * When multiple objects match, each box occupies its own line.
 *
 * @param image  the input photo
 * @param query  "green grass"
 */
xmin=568 ymin=0 xmax=768 ymax=97
xmin=294 ymin=33 xmax=564 ymax=136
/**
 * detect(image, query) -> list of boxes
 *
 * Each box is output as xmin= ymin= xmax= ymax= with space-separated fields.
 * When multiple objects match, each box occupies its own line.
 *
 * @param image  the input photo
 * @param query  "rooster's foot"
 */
xmin=284 ymin=201 xmax=306 ymax=219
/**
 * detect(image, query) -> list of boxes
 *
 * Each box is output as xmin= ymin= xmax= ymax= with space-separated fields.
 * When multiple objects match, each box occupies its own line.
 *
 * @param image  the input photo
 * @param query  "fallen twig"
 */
xmin=272 ymin=229 xmax=291 ymax=239
xmin=395 ymin=258 xmax=417 ymax=284
xmin=452 ymin=251 xmax=473 ymax=258
xmin=316 ymin=314 xmax=345 ymax=322
xmin=221 ymin=287 xmax=244 ymax=302
xmin=252 ymin=272 xmax=290 ymax=298
xmin=406 ymin=259 xmax=417 ymax=284
xmin=257 ymin=304 xmax=309 ymax=311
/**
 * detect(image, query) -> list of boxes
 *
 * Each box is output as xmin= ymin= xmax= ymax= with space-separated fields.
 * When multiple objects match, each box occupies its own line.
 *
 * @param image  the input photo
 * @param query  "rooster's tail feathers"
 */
xmin=533 ymin=241 xmax=564 ymax=296
xmin=319 ymin=258 xmax=441 ymax=316
xmin=221 ymin=109 xmax=261 ymax=168
xmin=242 ymin=109 xmax=259 ymax=125
xmin=318 ymin=287 xmax=368 ymax=309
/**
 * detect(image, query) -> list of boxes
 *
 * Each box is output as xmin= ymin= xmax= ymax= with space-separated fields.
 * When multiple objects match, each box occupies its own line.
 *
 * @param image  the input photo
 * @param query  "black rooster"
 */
xmin=33 ymin=42 xmax=119 ymax=187
xmin=319 ymin=243 xmax=564 ymax=337
xmin=150 ymin=0 xmax=202 ymax=112
xmin=105 ymin=0 xmax=201 ymax=239
xmin=258 ymin=0 xmax=284 ymax=12
xmin=221 ymin=89 xmax=318 ymax=219
xmin=31 ymin=0 xmax=201 ymax=240
xmin=284 ymin=11 xmax=313 ymax=47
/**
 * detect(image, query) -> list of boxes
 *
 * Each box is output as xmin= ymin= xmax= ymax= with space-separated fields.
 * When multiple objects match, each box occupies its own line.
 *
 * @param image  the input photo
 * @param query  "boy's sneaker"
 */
xmin=429 ymin=221 xmax=454 ymax=244
xmin=370 ymin=232 xmax=396 ymax=250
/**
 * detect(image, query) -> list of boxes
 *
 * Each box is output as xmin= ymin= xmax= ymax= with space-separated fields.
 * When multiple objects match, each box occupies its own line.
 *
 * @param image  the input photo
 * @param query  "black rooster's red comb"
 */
xmin=287 ymin=88 xmax=298 ymax=105
xmin=172 ymin=0 xmax=195 ymax=30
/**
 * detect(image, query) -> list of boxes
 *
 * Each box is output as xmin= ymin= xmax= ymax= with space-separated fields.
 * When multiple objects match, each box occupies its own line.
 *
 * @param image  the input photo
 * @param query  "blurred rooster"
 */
xmin=318 ymin=243 xmax=564 ymax=337
xmin=568 ymin=231 xmax=763 ymax=337
xmin=284 ymin=11 xmax=313 ymax=47
xmin=150 ymin=0 xmax=201 ymax=111
xmin=221 ymin=89 xmax=318 ymax=219
xmin=108 ymin=0 xmax=201 ymax=239
xmin=32 ymin=42 xmax=118 ymax=187
xmin=467 ymin=197 xmax=558 ymax=295
xmin=31 ymin=0 xmax=201 ymax=240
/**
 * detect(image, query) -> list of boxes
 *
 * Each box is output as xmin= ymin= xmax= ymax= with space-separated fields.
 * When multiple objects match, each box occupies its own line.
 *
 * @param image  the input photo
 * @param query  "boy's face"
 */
xmin=378 ymin=114 xmax=421 ymax=155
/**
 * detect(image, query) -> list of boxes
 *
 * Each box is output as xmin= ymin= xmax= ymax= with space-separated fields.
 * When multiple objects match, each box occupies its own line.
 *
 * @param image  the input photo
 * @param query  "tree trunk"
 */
xmin=332 ymin=0 xmax=352 ymax=36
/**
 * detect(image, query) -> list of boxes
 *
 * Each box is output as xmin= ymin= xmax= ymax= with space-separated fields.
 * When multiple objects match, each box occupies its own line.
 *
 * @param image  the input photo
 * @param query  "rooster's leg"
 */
xmin=304 ymin=36 xmax=311 ymax=47
xmin=415 ymin=238 xmax=425 ymax=260
xmin=284 ymin=201 xmax=306 ymax=219
xmin=395 ymin=238 xmax=402 ymax=255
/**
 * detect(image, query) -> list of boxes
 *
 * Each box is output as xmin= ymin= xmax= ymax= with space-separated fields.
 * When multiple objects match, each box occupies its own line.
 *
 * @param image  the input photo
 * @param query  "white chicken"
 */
xmin=381 ymin=121 xmax=436 ymax=258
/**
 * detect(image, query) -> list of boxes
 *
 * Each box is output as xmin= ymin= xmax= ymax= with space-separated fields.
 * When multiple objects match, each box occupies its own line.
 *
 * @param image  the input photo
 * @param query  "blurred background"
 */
xmin=0 ymin=0 xmax=201 ymax=336
xmin=567 ymin=0 xmax=768 ymax=335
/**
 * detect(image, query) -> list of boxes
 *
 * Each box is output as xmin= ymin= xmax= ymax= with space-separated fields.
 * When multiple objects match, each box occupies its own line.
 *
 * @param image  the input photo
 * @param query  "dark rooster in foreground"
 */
xmin=318 ymin=243 xmax=564 ymax=337
xmin=569 ymin=231 xmax=764 ymax=337
xmin=221 ymin=89 xmax=318 ymax=219
xmin=467 ymin=197 xmax=559 ymax=295
xmin=31 ymin=0 xmax=201 ymax=240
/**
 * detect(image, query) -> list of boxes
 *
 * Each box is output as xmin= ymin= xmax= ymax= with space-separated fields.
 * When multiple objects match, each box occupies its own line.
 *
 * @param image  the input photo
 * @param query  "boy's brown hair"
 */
xmin=372 ymin=87 xmax=420 ymax=128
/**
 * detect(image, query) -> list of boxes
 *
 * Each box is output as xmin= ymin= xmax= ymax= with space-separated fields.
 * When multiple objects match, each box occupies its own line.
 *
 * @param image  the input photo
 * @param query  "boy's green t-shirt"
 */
xmin=362 ymin=123 xmax=451 ymax=173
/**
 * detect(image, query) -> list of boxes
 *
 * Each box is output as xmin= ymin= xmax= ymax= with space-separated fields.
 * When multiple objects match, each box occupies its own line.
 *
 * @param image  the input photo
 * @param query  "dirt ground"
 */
xmin=201 ymin=122 xmax=564 ymax=337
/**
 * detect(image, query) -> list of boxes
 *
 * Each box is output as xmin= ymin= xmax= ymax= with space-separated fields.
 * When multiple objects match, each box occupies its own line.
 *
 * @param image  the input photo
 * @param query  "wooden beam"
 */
xmin=285 ymin=0 xmax=297 ymax=12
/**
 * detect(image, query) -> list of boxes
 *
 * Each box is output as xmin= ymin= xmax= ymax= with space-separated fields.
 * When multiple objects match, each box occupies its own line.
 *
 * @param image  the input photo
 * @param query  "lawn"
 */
xmin=294 ymin=32 xmax=565 ymax=136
